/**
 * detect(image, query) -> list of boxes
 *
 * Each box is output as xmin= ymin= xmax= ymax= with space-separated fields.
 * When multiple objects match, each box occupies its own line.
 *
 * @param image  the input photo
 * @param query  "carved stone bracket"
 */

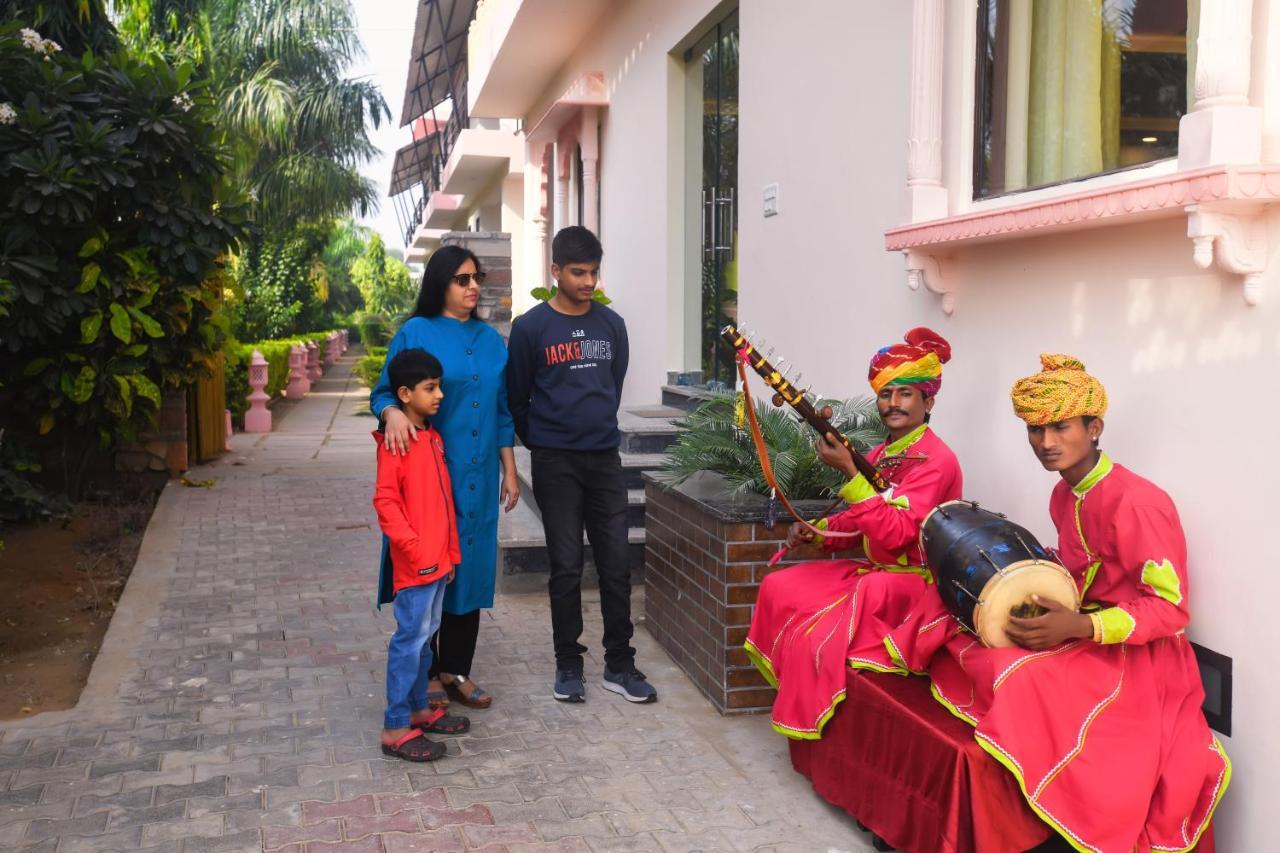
xmin=1186 ymin=204 xmax=1269 ymax=306
xmin=905 ymin=251 xmax=955 ymax=315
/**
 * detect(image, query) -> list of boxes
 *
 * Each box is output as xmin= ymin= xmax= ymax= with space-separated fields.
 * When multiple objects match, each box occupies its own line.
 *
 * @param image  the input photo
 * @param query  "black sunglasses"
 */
xmin=450 ymin=272 xmax=487 ymax=287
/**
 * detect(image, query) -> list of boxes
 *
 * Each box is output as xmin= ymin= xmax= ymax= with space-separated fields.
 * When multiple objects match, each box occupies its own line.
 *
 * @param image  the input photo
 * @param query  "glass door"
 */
xmin=686 ymin=11 xmax=739 ymax=387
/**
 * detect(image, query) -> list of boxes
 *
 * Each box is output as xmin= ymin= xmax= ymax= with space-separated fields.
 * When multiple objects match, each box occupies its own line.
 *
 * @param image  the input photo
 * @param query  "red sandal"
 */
xmin=380 ymin=728 xmax=446 ymax=762
xmin=411 ymin=705 xmax=471 ymax=735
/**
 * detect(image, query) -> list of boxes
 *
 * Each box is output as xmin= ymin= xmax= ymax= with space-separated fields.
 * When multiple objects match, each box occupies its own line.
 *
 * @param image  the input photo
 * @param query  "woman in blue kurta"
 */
xmin=371 ymin=245 xmax=518 ymax=709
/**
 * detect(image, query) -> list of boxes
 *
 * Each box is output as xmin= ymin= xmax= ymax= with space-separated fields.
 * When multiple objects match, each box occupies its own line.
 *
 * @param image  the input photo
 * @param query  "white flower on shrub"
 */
xmin=19 ymin=28 xmax=61 ymax=60
xmin=172 ymin=92 xmax=194 ymax=112
xmin=0 ymin=103 xmax=15 ymax=126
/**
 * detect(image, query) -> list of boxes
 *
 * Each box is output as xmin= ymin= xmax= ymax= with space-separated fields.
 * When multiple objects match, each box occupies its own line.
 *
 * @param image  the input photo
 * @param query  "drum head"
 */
xmin=974 ymin=560 xmax=1079 ymax=648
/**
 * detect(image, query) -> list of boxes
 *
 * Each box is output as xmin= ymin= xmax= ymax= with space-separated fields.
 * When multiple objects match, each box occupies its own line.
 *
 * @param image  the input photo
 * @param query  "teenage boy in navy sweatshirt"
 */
xmin=506 ymin=226 xmax=657 ymax=704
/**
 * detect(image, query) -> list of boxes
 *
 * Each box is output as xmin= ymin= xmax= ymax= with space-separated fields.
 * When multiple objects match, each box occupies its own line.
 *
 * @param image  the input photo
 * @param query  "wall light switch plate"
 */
xmin=763 ymin=183 xmax=779 ymax=218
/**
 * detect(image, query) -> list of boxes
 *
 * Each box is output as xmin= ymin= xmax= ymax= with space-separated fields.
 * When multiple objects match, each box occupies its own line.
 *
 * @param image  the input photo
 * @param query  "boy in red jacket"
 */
xmin=373 ymin=348 xmax=470 ymax=761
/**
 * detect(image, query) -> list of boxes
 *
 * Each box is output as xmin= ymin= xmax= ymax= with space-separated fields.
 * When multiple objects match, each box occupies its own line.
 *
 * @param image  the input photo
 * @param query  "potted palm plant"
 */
xmin=643 ymin=393 xmax=887 ymax=714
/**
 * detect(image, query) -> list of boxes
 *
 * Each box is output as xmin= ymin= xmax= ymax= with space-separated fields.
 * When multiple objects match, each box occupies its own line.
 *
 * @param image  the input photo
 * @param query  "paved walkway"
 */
xmin=0 ymin=353 xmax=871 ymax=853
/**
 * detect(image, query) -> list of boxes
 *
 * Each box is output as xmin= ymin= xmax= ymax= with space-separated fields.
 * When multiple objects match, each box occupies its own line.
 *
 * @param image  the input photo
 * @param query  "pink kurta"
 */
xmin=745 ymin=424 xmax=963 ymax=738
xmin=926 ymin=455 xmax=1230 ymax=852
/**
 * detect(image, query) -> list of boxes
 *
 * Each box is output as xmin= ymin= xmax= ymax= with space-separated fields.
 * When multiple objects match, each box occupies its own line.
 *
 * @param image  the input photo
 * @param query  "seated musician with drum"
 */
xmin=745 ymin=328 xmax=963 ymax=739
xmin=922 ymin=355 xmax=1230 ymax=852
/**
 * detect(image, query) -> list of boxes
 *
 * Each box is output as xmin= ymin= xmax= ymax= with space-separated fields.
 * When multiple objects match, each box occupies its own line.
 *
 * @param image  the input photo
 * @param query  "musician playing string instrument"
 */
xmin=744 ymin=328 xmax=963 ymax=739
xmin=922 ymin=355 xmax=1230 ymax=853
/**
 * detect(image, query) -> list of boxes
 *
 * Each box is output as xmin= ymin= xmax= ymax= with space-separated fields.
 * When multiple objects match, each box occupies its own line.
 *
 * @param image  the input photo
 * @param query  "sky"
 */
xmin=349 ymin=0 xmax=420 ymax=253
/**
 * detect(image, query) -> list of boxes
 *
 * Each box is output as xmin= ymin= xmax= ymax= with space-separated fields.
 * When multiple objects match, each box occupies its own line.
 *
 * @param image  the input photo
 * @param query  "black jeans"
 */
xmin=530 ymin=447 xmax=635 ymax=672
xmin=428 ymin=609 xmax=481 ymax=679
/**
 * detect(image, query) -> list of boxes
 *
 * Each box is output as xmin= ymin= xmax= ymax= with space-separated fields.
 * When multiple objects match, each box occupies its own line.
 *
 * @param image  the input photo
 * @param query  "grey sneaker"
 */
xmin=601 ymin=666 xmax=657 ymax=703
xmin=553 ymin=668 xmax=585 ymax=703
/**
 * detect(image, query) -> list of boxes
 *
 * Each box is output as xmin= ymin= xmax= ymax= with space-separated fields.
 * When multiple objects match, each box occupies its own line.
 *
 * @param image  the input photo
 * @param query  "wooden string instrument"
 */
xmin=720 ymin=324 xmax=888 ymax=493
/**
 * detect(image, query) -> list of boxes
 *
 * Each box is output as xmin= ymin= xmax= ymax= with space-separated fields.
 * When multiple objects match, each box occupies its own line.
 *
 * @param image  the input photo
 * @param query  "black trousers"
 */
xmin=428 ymin=609 xmax=481 ymax=678
xmin=530 ymin=447 xmax=635 ymax=672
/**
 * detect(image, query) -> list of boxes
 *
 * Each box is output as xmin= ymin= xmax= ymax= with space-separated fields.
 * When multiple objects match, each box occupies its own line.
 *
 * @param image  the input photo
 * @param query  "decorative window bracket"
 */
xmin=1186 ymin=203 xmax=1269 ymax=306
xmin=905 ymin=251 xmax=955 ymax=315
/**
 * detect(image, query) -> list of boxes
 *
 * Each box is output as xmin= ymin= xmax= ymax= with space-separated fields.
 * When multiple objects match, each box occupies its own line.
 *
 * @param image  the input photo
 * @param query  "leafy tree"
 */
xmin=321 ymin=219 xmax=374 ymax=316
xmin=0 ymin=21 xmax=249 ymax=455
xmin=351 ymin=234 xmax=415 ymax=318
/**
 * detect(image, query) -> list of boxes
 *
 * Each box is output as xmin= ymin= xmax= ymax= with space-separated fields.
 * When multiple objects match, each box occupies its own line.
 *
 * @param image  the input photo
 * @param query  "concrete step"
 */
xmin=660 ymin=384 xmax=719 ymax=413
xmin=497 ymin=497 xmax=646 ymax=594
xmin=618 ymin=405 xmax=684 ymax=454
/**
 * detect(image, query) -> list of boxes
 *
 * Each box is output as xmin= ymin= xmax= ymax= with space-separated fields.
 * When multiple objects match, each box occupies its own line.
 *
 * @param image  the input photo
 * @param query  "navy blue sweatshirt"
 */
xmin=506 ymin=301 xmax=629 ymax=451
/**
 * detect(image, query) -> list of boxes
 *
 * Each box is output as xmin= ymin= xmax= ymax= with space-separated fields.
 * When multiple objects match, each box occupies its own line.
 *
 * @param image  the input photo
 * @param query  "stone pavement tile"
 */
xmin=139 ymin=814 xmax=223 ymax=844
xmin=304 ymin=835 xmax=384 ymax=852
xmin=182 ymin=828 xmax=264 ymax=852
xmin=446 ymin=782 xmax=523 ymax=808
xmin=534 ymin=815 xmax=617 ymax=843
xmin=159 ymin=746 xmax=234 ymax=771
xmin=225 ymin=803 xmax=303 ymax=832
xmin=419 ymin=803 xmax=495 ymax=830
xmin=585 ymin=834 xmax=661 ymax=853
xmin=502 ymin=841 xmax=592 ymax=853
xmin=154 ymin=776 xmax=229 ymax=804
xmin=0 ymin=799 xmax=75 ymax=827
xmin=121 ymin=767 xmax=197 ymax=792
xmin=339 ymin=776 xmax=412 ymax=799
xmin=227 ymin=766 xmax=299 ymax=795
xmin=374 ymin=789 xmax=448 ymax=814
xmin=55 ymin=741 xmax=132 ymax=766
xmin=55 ymin=827 xmax=145 ymax=853
xmin=516 ymin=778 xmax=588 ymax=803
xmin=650 ymin=828 xmax=738 ymax=853
xmin=13 ymin=762 xmax=91 ymax=787
xmin=263 ymin=818 xmax=343 ymax=849
xmin=0 ymin=784 xmax=45 ymax=807
xmin=23 ymin=811 xmax=109 ymax=841
xmin=603 ymin=809 xmax=683 ymax=836
xmin=104 ymin=800 xmax=188 ymax=830
xmin=380 ymin=827 xmax=465 ymax=852
xmin=342 ymin=809 xmax=421 ymax=839
xmin=39 ymin=775 xmax=123 ymax=804
xmin=461 ymin=821 xmax=541 ymax=846
xmin=186 ymin=791 xmax=265 ymax=818
xmin=301 ymin=794 xmax=376 ymax=823
xmin=489 ymin=795 xmax=569 ymax=824
xmin=298 ymin=761 xmax=371 ymax=788
xmin=673 ymin=805 xmax=756 ymax=833
xmin=90 ymin=754 xmax=163 ymax=778
xmin=266 ymin=781 xmax=338 ymax=810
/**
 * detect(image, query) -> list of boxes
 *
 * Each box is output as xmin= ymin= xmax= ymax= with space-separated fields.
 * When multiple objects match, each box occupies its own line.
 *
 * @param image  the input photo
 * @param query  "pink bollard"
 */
xmin=244 ymin=349 xmax=272 ymax=433
xmin=327 ymin=332 xmax=342 ymax=365
xmin=305 ymin=342 xmax=322 ymax=382
xmin=286 ymin=344 xmax=310 ymax=397
xmin=322 ymin=333 xmax=336 ymax=367
xmin=340 ymin=330 xmax=349 ymax=352
xmin=224 ymin=408 xmax=233 ymax=451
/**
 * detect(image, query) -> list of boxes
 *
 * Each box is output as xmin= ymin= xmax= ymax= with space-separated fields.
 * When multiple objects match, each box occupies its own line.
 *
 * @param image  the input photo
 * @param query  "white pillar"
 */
xmin=907 ymin=0 xmax=948 ymax=221
xmin=554 ymin=142 xmax=570 ymax=233
xmin=1179 ymin=0 xmax=1262 ymax=167
xmin=580 ymin=107 xmax=600 ymax=234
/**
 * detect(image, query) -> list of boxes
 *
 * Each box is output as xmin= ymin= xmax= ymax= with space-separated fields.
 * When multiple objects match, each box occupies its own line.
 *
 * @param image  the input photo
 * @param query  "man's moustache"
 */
xmin=881 ymin=409 xmax=908 ymax=418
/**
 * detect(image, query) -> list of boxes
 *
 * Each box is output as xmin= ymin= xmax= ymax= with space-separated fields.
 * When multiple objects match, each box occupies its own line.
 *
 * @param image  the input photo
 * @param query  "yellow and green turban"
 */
xmin=868 ymin=327 xmax=952 ymax=396
xmin=1011 ymin=354 xmax=1108 ymax=426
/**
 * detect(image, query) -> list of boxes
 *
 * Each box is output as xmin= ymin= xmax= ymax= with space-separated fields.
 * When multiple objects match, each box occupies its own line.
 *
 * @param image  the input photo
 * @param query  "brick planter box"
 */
xmin=643 ymin=472 xmax=858 ymax=714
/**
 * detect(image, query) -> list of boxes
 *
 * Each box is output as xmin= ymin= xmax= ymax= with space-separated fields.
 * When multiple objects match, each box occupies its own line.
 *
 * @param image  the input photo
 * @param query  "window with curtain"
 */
xmin=975 ymin=0 xmax=1197 ymax=199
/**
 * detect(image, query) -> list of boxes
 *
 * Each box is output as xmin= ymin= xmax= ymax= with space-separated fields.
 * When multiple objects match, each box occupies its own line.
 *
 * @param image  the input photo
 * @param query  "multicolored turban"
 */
xmin=1010 ymin=354 xmax=1108 ymax=426
xmin=867 ymin=327 xmax=952 ymax=397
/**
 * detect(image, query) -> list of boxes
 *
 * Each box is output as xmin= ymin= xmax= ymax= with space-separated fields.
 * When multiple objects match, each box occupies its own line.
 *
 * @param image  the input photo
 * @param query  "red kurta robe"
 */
xmin=925 ymin=454 xmax=1230 ymax=853
xmin=745 ymin=424 xmax=963 ymax=739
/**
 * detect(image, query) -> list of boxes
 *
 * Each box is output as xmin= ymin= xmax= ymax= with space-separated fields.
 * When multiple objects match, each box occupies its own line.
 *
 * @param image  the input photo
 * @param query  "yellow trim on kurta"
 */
xmin=743 ymin=638 xmax=778 ymax=689
xmin=884 ymin=423 xmax=929 ymax=456
xmin=839 ymin=474 xmax=877 ymax=505
xmin=1071 ymin=452 xmax=1113 ymax=498
xmin=769 ymin=690 xmax=847 ymax=740
xmin=1097 ymin=606 xmax=1137 ymax=644
xmin=1141 ymin=558 xmax=1183 ymax=606
xmin=811 ymin=516 xmax=829 ymax=547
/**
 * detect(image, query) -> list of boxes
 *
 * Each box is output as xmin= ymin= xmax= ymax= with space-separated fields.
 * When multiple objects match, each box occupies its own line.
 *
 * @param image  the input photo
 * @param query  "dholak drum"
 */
xmin=920 ymin=500 xmax=1080 ymax=648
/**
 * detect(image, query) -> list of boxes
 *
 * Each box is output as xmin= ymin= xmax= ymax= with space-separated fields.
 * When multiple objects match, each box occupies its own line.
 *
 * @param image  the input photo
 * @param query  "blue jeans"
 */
xmin=384 ymin=581 xmax=446 ymax=729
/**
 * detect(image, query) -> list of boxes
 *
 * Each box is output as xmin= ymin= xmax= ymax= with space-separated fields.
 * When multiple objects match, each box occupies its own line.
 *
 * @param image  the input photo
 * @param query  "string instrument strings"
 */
xmin=720 ymin=324 xmax=888 ymax=493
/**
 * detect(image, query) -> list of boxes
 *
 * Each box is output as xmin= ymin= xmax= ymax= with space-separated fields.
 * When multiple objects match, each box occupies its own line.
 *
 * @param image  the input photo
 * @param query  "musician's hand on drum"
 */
xmin=785 ymin=521 xmax=817 ymax=550
xmin=816 ymin=432 xmax=858 ymax=478
xmin=1004 ymin=596 xmax=1093 ymax=650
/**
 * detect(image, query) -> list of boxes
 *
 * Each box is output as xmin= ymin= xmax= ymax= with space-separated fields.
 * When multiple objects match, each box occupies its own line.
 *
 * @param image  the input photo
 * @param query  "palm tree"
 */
xmin=116 ymin=0 xmax=390 ymax=231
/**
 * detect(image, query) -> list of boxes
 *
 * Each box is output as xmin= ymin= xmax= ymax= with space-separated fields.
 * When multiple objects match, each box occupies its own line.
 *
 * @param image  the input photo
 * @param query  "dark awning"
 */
xmin=388 ymin=133 xmax=443 ymax=197
xmin=399 ymin=0 xmax=477 ymax=127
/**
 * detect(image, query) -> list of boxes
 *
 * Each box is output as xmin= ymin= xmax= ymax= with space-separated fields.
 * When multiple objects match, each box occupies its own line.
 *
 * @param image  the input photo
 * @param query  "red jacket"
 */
xmin=372 ymin=426 xmax=461 ymax=593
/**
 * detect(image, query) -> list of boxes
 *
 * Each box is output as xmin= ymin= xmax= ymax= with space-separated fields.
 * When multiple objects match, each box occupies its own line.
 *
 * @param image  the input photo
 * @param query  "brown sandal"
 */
xmin=443 ymin=674 xmax=493 ymax=709
xmin=427 ymin=677 xmax=450 ymax=710
xmin=380 ymin=728 xmax=446 ymax=762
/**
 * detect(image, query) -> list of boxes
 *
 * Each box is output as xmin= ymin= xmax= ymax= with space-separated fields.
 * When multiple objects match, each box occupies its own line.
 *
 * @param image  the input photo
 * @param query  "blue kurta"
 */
xmin=370 ymin=315 xmax=515 ymax=613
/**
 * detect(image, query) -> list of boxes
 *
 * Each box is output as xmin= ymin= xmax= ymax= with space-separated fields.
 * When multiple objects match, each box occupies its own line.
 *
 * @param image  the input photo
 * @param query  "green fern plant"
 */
xmin=660 ymin=393 xmax=887 ymax=500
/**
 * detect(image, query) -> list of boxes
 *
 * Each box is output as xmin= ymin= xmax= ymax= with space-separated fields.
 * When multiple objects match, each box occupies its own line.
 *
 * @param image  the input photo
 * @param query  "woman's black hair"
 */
xmin=413 ymin=244 xmax=483 ymax=319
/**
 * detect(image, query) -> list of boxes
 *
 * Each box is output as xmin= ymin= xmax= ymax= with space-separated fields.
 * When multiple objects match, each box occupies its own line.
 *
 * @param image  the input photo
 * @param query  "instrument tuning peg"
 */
xmin=792 ymin=372 xmax=803 ymax=386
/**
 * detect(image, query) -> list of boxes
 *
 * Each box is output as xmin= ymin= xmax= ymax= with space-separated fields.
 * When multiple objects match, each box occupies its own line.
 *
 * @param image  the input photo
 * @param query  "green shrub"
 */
xmin=353 ymin=346 xmax=387 ymax=391
xmin=357 ymin=312 xmax=391 ymax=347
xmin=660 ymin=393 xmax=887 ymax=500
xmin=224 ymin=330 xmax=340 ymax=418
